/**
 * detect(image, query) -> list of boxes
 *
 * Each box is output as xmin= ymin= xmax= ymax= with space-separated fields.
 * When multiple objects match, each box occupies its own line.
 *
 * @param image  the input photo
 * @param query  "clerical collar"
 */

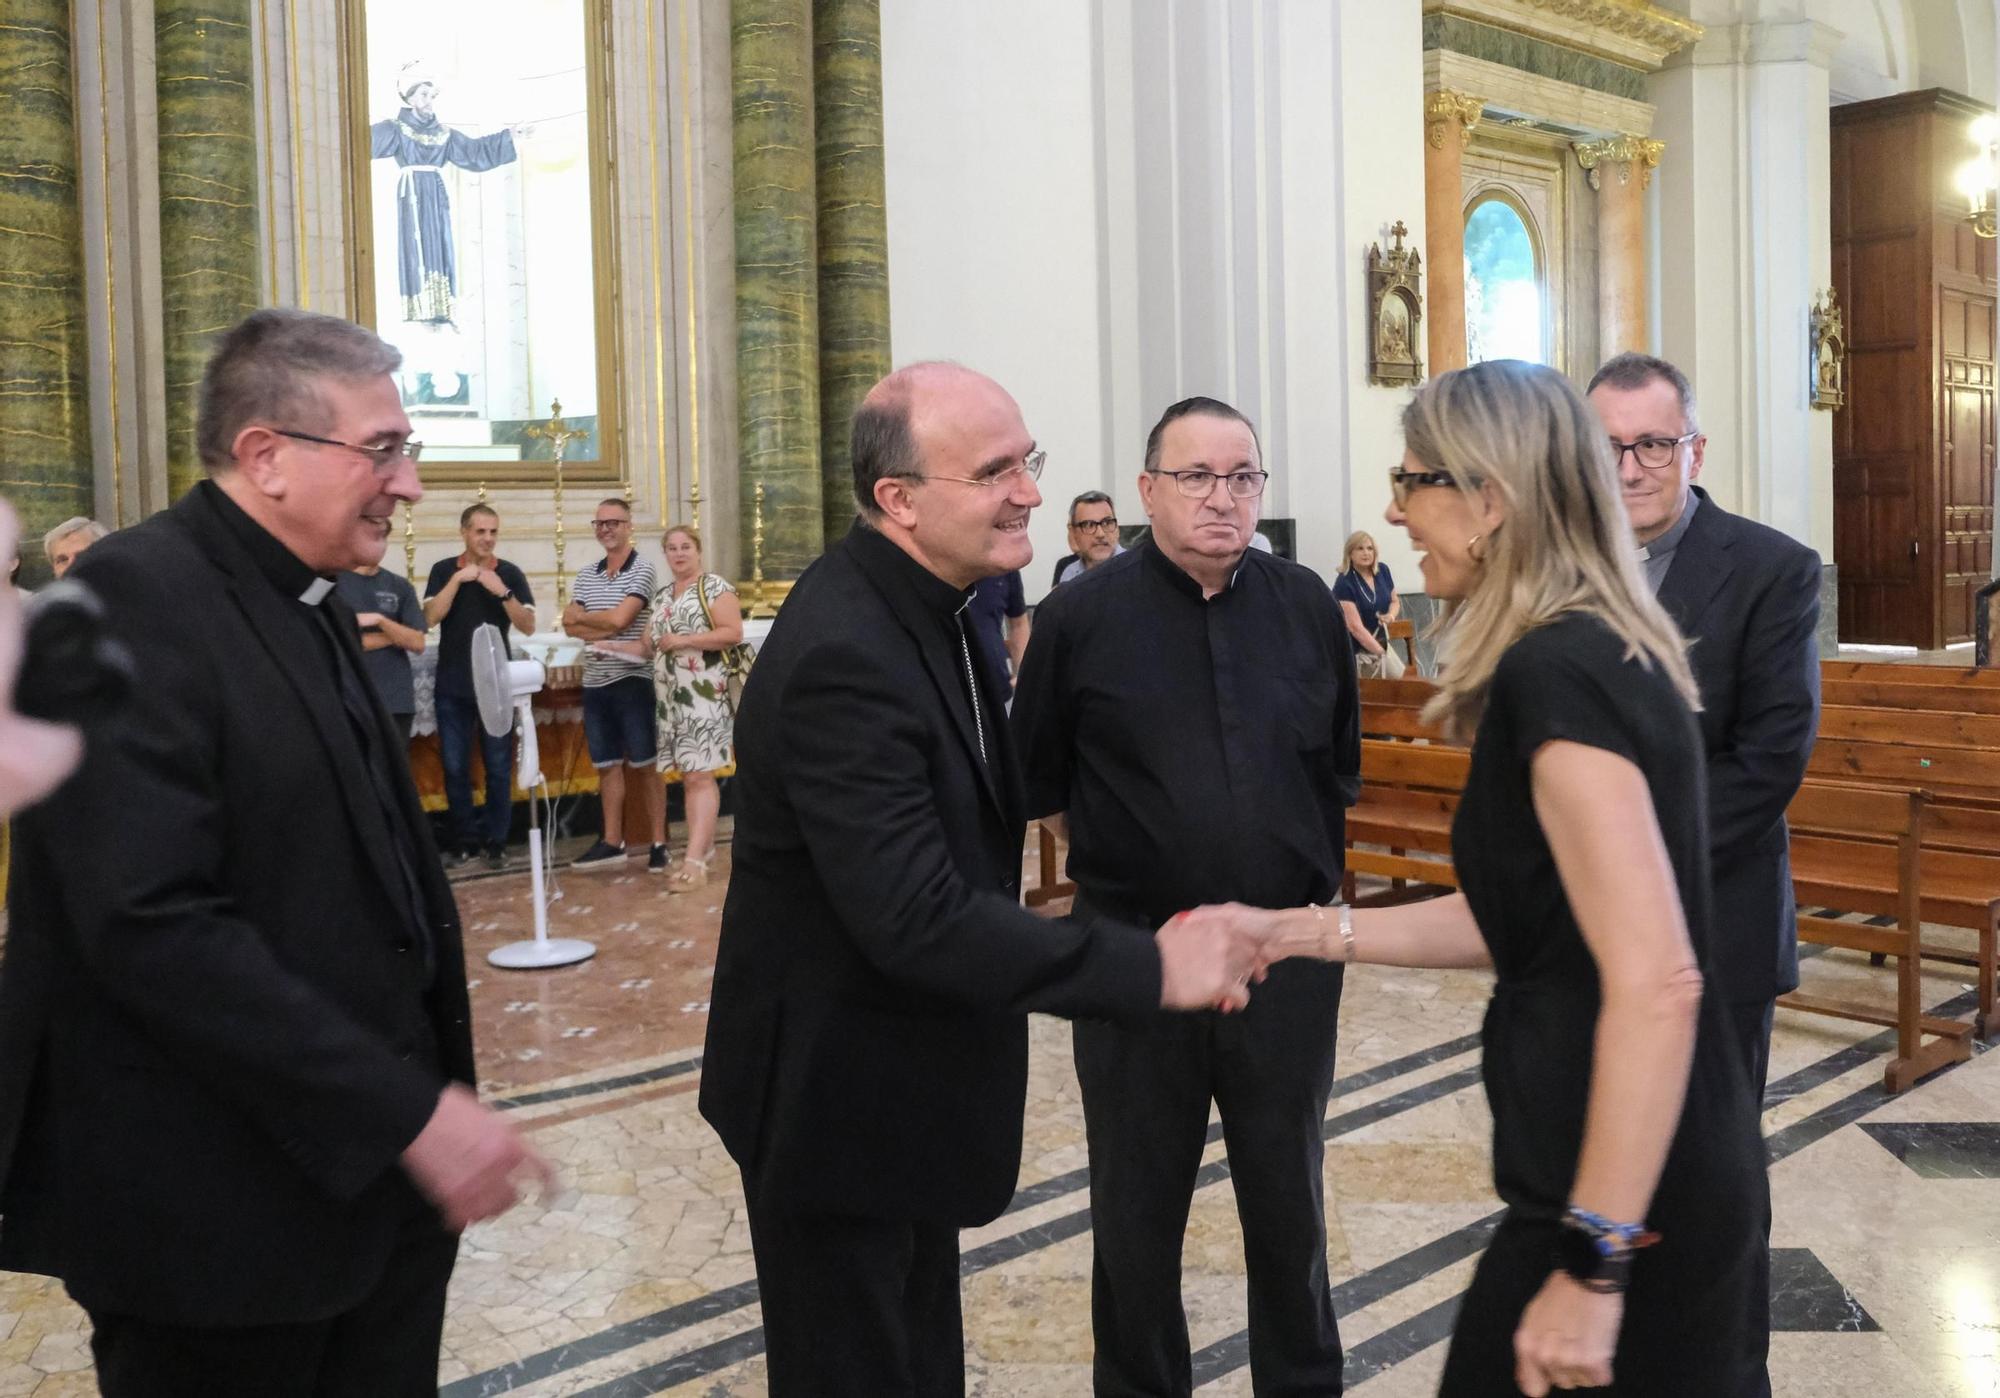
xmin=849 ymin=519 xmax=976 ymax=620
xmin=1636 ymin=490 xmax=1700 ymax=564
xmin=1142 ymin=533 xmax=1246 ymax=599
xmin=197 ymin=480 xmax=337 ymax=606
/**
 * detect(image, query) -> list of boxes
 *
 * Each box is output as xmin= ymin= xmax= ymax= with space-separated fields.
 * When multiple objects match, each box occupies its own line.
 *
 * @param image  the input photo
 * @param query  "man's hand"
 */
xmin=453 ymin=563 xmax=483 ymax=587
xmin=1156 ymin=904 xmax=1274 ymax=1012
xmin=354 ymin=611 xmax=384 ymax=629
xmin=0 ymin=502 xmax=83 ymax=815
xmin=477 ymin=569 xmax=509 ymax=598
xmin=400 ymin=1083 xmax=557 ymax=1231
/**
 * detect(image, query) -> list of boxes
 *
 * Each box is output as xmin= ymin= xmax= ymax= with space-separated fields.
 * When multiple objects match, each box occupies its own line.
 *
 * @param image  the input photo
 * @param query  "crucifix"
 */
xmin=522 ymin=400 xmax=591 ymax=609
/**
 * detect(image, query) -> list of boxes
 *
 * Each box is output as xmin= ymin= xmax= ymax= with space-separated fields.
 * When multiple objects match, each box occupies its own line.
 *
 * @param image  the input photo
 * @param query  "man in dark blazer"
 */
xmin=700 ymin=361 xmax=1272 ymax=1394
xmin=1591 ymin=351 xmax=1820 ymax=1398
xmin=0 ymin=309 xmax=549 ymax=1397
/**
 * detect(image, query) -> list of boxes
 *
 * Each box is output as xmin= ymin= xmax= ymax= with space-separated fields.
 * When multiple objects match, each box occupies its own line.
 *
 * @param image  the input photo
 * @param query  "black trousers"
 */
xmin=87 ymin=1211 xmax=458 ymax=1398
xmin=746 ymin=1190 xmax=964 ymax=1396
xmin=1073 ymin=958 xmax=1346 ymax=1396
xmin=1729 ymin=995 xmax=1778 ymax=1398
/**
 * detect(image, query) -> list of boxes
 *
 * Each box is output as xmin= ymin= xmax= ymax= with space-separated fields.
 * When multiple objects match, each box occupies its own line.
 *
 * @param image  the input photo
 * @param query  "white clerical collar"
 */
xmin=298 ymin=577 xmax=335 ymax=606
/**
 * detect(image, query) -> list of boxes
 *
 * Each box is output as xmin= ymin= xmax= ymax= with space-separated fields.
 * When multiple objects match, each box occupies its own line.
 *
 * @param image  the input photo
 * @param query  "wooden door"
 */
xmin=1939 ymin=290 xmax=1995 ymax=641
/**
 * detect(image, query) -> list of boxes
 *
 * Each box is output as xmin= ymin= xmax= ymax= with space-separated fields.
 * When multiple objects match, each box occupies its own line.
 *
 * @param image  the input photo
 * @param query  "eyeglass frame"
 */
xmin=907 ymin=448 xmax=1048 ymax=489
xmin=274 ymin=428 xmax=424 ymax=472
xmin=1145 ymin=467 xmax=1270 ymax=499
xmin=1387 ymin=465 xmax=1457 ymax=509
xmin=1607 ymin=432 xmax=1700 ymax=471
xmin=590 ymin=516 xmax=633 ymax=532
xmin=1070 ymin=516 xmax=1120 ymax=535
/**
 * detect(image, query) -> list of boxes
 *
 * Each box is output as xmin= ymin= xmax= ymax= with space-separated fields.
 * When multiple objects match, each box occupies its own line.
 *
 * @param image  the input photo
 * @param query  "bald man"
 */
xmin=699 ymin=363 xmax=1283 ymax=1393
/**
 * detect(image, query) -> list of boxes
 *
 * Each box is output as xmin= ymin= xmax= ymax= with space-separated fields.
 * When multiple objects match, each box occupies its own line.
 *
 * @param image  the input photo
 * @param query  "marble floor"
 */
xmin=2 ymin=839 xmax=1997 ymax=1397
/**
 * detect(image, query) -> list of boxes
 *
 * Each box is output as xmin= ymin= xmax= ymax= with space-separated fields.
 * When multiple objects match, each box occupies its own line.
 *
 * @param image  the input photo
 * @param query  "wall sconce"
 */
xmin=1957 ymin=112 xmax=1998 ymax=239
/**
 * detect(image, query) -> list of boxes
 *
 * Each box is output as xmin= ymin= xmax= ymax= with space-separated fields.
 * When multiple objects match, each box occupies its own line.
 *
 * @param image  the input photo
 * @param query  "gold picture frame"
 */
xmin=1367 ymin=221 xmax=1425 ymax=387
xmin=340 ymin=0 xmax=624 ymax=486
xmin=1809 ymin=289 xmax=1846 ymax=412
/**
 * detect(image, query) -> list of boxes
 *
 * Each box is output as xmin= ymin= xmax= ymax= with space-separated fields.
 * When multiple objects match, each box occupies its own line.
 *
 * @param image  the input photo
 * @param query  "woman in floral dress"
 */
xmin=645 ymin=525 xmax=742 ymax=890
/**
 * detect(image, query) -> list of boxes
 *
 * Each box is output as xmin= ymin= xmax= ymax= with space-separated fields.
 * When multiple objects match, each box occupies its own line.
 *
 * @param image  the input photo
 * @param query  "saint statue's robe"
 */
xmin=370 ymin=107 xmax=518 ymax=325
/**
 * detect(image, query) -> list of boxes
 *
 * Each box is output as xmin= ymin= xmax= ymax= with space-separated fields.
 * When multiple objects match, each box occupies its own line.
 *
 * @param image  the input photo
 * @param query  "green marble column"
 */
xmin=0 ymin=0 xmax=93 ymax=586
xmin=813 ymin=0 xmax=889 ymax=545
xmin=733 ymin=0 xmax=823 ymax=578
xmin=157 ymin=0 xmax=260 ymax=500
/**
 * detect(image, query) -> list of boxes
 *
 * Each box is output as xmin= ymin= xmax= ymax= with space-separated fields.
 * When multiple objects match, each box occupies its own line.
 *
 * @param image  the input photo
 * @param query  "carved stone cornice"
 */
xmin=1519 ymin=0 xmax=1700 ymax=54
xmin=1424 ymin=0 xmax=1702 ymax=73
xmin=1574 ymin=133 xmax=1665 ymax=190
xmin=1425 ymin=90 xmax=1487 ymax=150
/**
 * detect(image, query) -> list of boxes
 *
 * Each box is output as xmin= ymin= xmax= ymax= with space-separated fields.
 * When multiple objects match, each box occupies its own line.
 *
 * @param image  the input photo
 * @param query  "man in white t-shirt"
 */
xmin=562 ymin=498 xmax=667 ymax=872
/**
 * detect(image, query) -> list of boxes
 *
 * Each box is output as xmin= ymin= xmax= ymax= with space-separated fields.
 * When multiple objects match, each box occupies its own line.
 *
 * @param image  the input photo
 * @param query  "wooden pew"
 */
xmin=1345 ymin=739 xmax=1468 ymax=898
xmin=1385 ymin=618 xmax=1420 ymax=670
xmin=1822 ymin=677 xmax=2000 ymax=717
xmin=1025 ymin=821 xmax=1075 ymax=909
xmin=1359 ymin=675 xmax=1437 ymax=708
xmin=1782 ymin=781 xmax=1974 ymax=1092
xmin=1820 ymin=660 xmax=2000 ymax=687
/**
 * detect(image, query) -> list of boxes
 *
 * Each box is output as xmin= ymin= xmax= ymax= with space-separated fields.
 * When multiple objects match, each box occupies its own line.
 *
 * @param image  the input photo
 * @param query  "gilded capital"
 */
xmin=1574 ymin=134 xmax=1666 ymax=191
xmin=1425 ymin=90 xmax=1486 ymax=150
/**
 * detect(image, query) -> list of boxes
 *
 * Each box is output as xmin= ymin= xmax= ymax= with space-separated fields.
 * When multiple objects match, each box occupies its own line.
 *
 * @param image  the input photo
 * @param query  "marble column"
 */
xmin=733 ymin=0 xmax=822 ymax=579
xmin=1576 ymin=135 xmax=1662 ymax=359
xmin=814 ymin=0 xmax=889 ymax=546
xmin=1423 ymin=90 xmax=1483 ymax=376
xmin=0 ymin=0 xmax=93 ymax=585
xmin=156 ymin=0 xmax=260 ymax=500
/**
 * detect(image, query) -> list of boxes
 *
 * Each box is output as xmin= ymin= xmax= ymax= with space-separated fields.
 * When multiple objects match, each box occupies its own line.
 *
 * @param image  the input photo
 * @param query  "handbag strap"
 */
xmin=693 ymin=573 xmax=717 ymax=633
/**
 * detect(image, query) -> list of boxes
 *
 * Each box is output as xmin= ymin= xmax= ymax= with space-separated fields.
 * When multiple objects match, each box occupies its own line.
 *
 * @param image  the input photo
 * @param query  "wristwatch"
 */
xmin=1553 ymin=1207 xmax=1656 ymax=1295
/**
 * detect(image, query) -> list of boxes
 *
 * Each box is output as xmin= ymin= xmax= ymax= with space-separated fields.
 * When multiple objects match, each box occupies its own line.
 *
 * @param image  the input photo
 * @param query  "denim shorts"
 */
xmin=583 ymin=674 xmax=658 ymax=767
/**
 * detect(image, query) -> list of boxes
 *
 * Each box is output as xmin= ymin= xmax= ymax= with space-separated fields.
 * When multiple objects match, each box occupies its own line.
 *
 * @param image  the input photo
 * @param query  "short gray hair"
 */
xmin=43 ymin=516 xmax=109 ymax=554
xmin=1586 ymin=352 xmax=1701 ymax=435
xmin=196 ymin=309 xmax=402 ymax=473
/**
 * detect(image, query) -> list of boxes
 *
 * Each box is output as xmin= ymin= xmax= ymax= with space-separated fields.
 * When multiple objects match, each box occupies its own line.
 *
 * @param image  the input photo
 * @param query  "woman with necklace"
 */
xmin=1333 ymin=530 xmax=1404 ymax=677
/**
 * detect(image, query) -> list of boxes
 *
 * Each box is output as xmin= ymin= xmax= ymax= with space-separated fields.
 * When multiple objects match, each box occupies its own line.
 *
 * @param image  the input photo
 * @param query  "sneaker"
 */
xmin=648 ymin=844 xmax=668 ymax=874
xmin=442 ymin=848 xmax=474 ymax=869
xmin=482 ymin=846 xmax=507 ymax=871
xmin=571 ymin=839 xmax=627 ymax=871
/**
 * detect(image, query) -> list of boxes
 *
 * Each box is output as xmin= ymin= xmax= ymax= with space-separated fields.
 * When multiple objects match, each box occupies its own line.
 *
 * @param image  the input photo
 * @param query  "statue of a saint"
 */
xmin=370 ymin=64 xmax=525 ymax=326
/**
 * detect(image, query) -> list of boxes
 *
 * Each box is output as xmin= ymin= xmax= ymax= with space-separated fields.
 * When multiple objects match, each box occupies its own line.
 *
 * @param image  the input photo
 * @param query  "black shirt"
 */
xmin=965 ymin=569 xmax=1026 ymax=694
xmin=424 ymin=554 xmax=533 ymax=699
xmin=1012 ymin=538 xmax=1361 ymax=923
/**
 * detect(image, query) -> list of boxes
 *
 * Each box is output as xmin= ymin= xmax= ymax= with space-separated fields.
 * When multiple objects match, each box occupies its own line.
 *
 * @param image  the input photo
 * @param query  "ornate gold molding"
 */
xmin=1425 ymin=90 xmax=1487 ymax=150
xmin=1574 ymin=134 xmax=1665 ymax=190
xmin=1519 ymin=0 xmax=1701 ymax=55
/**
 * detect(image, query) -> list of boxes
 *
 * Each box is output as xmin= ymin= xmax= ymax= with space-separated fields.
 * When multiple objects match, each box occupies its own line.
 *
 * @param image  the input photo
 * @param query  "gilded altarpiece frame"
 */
xmin=1462 ymin=126 xmax=1572 ymax=377
xmin=339 ymin=0 xmax=626 ymax=486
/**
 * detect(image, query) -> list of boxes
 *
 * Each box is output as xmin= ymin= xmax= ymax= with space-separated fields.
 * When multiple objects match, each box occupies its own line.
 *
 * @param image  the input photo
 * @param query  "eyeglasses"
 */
xmin=1072 ymin=517 xmax=1119 ymax=535
xmin=1147 ymin=468 xmax=1269 ymax=499
xmin=913 ymin=449 xmax=1047 ymax=489
xmin=592 ymin=518 xmax=631 ymax=532
xmin=275 ymin=429 xmax=423 ymax=472
xmin=1608 ymin=433 xmax=1698 ymax=470
xmin=1387 ymin=466 xmax=1456 ymax=508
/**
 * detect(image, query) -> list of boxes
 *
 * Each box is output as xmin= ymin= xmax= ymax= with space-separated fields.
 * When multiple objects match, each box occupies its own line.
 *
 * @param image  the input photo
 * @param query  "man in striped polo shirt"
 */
xmin=562 ymin=498 xmax=668 ymax=872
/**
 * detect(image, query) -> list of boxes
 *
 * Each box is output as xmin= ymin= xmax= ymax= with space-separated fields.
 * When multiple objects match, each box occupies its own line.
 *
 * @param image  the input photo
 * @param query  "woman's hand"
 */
xmin=1513 ymin=1270 xmax=1621 ymax=1395
xmin=654 ymin=631 xmax=685 ymax=655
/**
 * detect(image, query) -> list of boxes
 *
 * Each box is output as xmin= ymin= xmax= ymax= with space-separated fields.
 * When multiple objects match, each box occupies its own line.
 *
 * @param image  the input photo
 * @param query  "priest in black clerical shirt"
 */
xmin=1013 ymin=396 xmax=1361 ymax=1395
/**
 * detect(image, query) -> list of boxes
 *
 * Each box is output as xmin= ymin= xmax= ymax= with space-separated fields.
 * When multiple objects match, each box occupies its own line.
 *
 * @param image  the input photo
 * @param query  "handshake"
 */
xmin=1153 ymin=903 xmax=1347 ymax=1013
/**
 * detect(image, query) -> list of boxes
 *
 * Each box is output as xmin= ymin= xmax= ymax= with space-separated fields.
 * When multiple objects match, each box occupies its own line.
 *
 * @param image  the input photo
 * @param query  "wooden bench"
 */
xmin=1344 ymin=739 xmax=1467 ymax=899
xmin=1385 ymin=618 xmax=1420 ymax=670
xmin=1782 ymin=781 xmax=1974 ymax=1092
xmin=1821 ymin=660 xmax=2000 ymax=687
xmin=1822 ymin=677 xmax=2000 ymax=717
xmin=1025 ymin=821 xmax=1075 ymax=909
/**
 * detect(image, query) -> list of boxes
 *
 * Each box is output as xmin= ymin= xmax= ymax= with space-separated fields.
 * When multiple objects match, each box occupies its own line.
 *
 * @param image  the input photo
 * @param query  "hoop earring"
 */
xmin=1466 ymin=533 xmax=1487 ymax=564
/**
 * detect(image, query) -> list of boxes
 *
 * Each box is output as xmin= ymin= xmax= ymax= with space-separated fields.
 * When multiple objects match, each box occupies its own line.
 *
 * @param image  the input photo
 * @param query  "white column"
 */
xmin=1651 ymin=20 xmax=1841 ymax=555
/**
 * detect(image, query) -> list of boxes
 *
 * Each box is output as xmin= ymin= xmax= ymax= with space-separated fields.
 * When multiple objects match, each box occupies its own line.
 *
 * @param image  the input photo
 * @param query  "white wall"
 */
xmin=880 ymin=0 xmax=1425 ymax=599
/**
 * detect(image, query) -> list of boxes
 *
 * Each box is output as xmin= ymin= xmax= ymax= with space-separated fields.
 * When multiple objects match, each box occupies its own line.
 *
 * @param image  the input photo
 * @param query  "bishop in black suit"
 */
xmin=700 ymin=362 xmax=1272 ymax=1395
xmin=0 ymin=310 xmax=548 ymax=1398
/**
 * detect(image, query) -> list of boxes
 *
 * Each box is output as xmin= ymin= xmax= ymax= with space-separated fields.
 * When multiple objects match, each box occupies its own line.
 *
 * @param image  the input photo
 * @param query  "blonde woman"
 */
xmin=1332 ymin=529 xmax=1405 ymax=678
xmin=1249 ymin=361 xmax=1764 ymax=1395
xmin=618 ymin=525 xmax=742 ymax=889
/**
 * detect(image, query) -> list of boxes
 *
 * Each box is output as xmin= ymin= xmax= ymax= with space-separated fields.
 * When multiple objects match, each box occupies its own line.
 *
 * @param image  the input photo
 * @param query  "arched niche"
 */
xmin=1463 ymin=187 xmax=1551 ymax=367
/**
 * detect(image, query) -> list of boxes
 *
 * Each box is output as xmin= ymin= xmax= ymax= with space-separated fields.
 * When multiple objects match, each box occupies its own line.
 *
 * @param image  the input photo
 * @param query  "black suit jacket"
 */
xmin=699 ymin=523 xmax=1162 ymax=1227
xmin=1656 ymin=487 xmax=1822 ymax=1005
xmin=0 ymin=485 xmax=475 ymax=1327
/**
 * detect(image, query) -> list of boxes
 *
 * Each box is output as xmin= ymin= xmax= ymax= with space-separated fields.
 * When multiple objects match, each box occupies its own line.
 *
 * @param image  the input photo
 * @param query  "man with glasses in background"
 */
xmin=1588 ymin=352 xmax=1819 ymax=1398
xmin=1013 ymin=395 xmax=1361 ymax=1394
xmin=1055 ymin=490 xmax=1124 ymax=586
xmin=563 ymin=498 xmax=667 ymax=872
xmin=424 ymin=503 xmax=537 ymax=868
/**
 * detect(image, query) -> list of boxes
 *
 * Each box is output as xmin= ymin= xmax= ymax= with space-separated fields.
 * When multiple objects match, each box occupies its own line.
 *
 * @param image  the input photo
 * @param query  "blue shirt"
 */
xmin=965 ymin=569 xmax=1026 ymax=695
xmin=1332 ymin=563 xmax=1396 ymax=637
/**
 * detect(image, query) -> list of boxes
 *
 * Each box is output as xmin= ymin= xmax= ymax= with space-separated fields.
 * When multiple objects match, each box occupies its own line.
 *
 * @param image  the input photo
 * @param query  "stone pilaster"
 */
xmin=814 ymin=0 xmax=889 ymax=545
xmin=156 ymin=0 xmax=260 ymax=500
xmin=1423 ymin=89 xmax=1483 ymax=375
xmin=1575 ymin=134 xmax=1663 ymax=358
xmin=0 ymin=0 xmax=93 ymax=585
xmin=733 ymin=0 xmax=822 ymax=578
